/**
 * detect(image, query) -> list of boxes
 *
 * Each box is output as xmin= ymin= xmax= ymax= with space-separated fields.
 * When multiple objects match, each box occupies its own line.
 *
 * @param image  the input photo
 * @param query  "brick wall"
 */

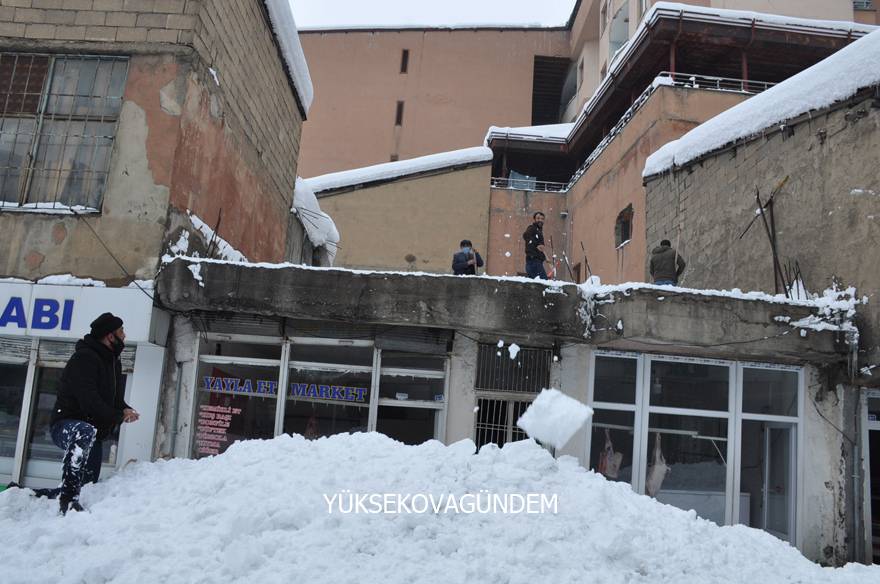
xmin=644 ymin=95 xmax=880 ymax=382
xmin=0 ymin=0 xmax=198 ymax=44
xmin=191 ymin=0 xmax=302 ymax=199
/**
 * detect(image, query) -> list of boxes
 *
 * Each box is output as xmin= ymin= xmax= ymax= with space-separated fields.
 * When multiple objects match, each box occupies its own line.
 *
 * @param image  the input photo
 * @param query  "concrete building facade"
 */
xmin=153 ymin=256 xmax=863 ymax=564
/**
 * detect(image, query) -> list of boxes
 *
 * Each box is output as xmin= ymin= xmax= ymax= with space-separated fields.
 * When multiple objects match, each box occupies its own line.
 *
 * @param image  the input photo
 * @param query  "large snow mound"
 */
xmin=293 ymin=0 xmax=576 ymax=30
xmin=2 ymin=434 xmax=877 ymax=583
xmin=644 ymin=29 xmax=880 ymax=177
xmin=293 ymin=177 xmax=340 ymax=263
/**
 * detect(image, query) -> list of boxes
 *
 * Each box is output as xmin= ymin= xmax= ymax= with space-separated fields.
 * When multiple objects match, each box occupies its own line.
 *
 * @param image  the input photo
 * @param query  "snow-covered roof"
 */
xmin=304 ymin=147 xmax=494 ymax=193
xmin=293 ymin=178 xmax=340 ymax=263
xmin=293 ymin=0 xmax=576 ymax=30
xmin=643 ymin=29 xmax=880 ymax=177
xmin=264 ymin=0 xmax=314 ymax=115
xmin=484 ymin=123 xmax=574 ymax=145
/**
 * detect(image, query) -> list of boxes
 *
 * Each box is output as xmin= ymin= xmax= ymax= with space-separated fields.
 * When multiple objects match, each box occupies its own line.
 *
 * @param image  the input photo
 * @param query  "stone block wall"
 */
xmin=0 ymin=0 xmax=197 ymax=44
xmin=644 ymin=94 xmax=880 ymax=383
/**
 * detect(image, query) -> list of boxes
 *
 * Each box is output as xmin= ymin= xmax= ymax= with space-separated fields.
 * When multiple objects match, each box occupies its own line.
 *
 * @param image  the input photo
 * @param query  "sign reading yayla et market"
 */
xmin=203 ymin=376 xmax=369 ymax=403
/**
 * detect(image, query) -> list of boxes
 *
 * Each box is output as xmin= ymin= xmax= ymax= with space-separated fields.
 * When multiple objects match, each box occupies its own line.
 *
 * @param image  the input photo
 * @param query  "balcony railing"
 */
xmin=492 ymin=71 xmax=776 ymax=193
xmin=854 ymin=1 xmax=874 ymax=10
xmin=490 ymin=177 xmax=568 ymax=192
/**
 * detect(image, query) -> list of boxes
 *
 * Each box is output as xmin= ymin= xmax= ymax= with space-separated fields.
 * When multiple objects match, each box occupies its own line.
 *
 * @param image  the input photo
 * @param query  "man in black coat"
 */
xmin=522 ymin=211 xmax=548 ymax=279
xmin=50 ymin=312 xmax=139 ymax=514
xmin=451 ymin=239 xmax=484 ymax=275
xmin=649 ymin=239 xmax=686 ymax=286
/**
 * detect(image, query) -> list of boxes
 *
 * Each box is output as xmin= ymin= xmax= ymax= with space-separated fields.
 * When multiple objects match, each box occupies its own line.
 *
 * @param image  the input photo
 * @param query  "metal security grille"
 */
xmin=475 ymin=343 xmax=552 ymax=393
xmin=474 ymin=396 xmax=532 ymax=449
xmin=0 ymin=53 xmax=128 ymax=210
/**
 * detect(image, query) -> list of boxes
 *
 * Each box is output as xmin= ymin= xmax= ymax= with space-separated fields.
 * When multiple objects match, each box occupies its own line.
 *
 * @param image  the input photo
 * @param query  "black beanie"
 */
xmin=90 ymin=312 xmax=124 ymax=339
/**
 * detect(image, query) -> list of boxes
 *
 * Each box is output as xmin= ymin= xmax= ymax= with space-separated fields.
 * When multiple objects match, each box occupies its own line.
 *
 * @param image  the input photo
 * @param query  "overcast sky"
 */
xmin=289 ymin=0 xmax=578 ymax=30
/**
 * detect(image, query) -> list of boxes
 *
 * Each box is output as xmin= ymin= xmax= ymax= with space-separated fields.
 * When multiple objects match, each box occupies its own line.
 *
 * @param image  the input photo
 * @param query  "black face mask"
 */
xmin=110 ymin=334 xmax=125 ymax=355
xmin=535 ymin=220 xmax=544 ymax=228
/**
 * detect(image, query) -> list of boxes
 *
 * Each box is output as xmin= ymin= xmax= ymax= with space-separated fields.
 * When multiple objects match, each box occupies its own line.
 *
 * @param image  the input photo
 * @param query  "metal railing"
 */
xmin=492 ymin=72 xmax=775 ymax=193
xmin=490 ymin=177 xmax=568 ymax=192
xmin=853 ymin=1 xmax=874 ymax=10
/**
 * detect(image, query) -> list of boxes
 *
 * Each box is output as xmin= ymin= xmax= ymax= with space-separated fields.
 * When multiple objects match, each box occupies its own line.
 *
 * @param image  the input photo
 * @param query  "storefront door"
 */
xmin=762 ymin=423 xmax=796 ymax=542
xmin=866 ymin=393 xmax=880 ymax=564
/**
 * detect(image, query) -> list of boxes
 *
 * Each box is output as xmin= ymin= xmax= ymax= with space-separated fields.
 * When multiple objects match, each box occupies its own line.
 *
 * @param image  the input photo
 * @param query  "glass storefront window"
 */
xmin=284 ymin=368 xmax=371 ymax=438
xmin=0 ymin=362 xmax=27 ymax=475
xmin=739 ymin=420 xmax=796 ymax=542
xmin=589 ymin=409 xmax=635 ymax=484
xmin=205 ymin=341 xmax=281 ymax=360
xmin=644 ymin=414 xmax=728 ymax=525
xmin=290 ymin=343 xmax=373 ymax=367
xmin=193 ymin=362 xmax=279 ymax=458
xmin=27 ymin=367 xmax=118 ymax=465
xmin=649 ymin=360 xmax=729 ymax=411
xmin=376 ymin=406 xmax=436 ymax=445
xmin=593 ymin=356 xmax=637 ymax=404
xmin=742 ymin=369 xmax=798 ymax=417
xmin=379 ymin=374 xmax=444 ymax=403
xmin=381 ymin=352 xmax=445 ymax=370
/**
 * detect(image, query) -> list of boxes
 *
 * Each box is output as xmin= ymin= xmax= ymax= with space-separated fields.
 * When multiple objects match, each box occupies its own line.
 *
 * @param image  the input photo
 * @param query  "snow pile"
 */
xmin=484 ymin=123 xmax=574 ymax=144
xmin=305 ymin=147 xmax=493 ymax=193
xmin=516 ymin=388 xmax=593 ymax=449
xmin=644 ymin=29 xmax=880 ymax=177
xmin=264 ymin=0 xmax=314 ymax=114
xmin=293 ymin=177 xmax=340 ymax=263
xmin=2 ymin=433 xmax=878 ymax=583
xmin=293 ymin=0 xmax=576 ymax=30
xmin=35 ymin=274 xmax=106 ymax=287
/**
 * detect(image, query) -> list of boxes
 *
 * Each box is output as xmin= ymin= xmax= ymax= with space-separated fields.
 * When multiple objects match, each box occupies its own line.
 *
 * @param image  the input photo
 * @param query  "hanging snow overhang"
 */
xmin=262 ymin=0 xmax=314 ymax=119
xmin=156 ymin=258 xmax=852 ymax=365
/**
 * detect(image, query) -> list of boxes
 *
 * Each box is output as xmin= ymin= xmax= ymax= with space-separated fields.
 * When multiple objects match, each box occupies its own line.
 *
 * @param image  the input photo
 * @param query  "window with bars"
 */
xmin=0 ymin=53 xmax=128 ymax=211
xmin=475 ymin=342 xmax=552 ymax=393
xmin=474 ymin=396 xmax=531 ymax=449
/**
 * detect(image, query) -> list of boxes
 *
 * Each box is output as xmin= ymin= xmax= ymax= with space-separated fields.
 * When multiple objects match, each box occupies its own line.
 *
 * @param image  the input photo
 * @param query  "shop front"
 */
xmin=178 ymin=321 xmax=450 ymax=459
xmin=0 ymin=281 xmax=167 ymax=489
xmin=586 ymin=350 xmax=804 ymax=546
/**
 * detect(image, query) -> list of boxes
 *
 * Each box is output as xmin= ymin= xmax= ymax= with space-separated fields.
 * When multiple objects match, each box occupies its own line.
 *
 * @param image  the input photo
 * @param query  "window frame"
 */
xmin=187 ymin=333 xmax=450 ymax=452
xmin=0 ymin=52 xmax=129 ymax=214
xmin=587 ymin=349 xmax=804 ymax=545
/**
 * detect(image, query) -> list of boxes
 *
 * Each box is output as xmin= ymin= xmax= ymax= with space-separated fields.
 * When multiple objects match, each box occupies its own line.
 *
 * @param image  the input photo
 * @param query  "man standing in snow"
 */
xmin=452 ymin=239 xmax=484 ymax=275
xmin=649 ymin=239 xmax=686 ymax=286
xmin=49 ymin=313 xmax=139 ymax=514
xmin=523 ymin=212 xmax=548 ymax=279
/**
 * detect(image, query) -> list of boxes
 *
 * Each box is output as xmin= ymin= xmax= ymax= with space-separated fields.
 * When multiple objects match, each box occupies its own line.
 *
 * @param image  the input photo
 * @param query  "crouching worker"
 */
xmin=50 ymin=312 xmax=139 ymax=514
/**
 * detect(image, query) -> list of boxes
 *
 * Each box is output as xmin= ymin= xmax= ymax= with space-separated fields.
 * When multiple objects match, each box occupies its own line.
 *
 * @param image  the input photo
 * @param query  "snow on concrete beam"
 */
xmin=156 ymin=258 xmax=851 ymax=363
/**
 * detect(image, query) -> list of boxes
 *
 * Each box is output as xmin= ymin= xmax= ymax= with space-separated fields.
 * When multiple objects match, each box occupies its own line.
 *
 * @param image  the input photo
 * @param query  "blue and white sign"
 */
xmin=0 ymin=282 xmax=155 ymax=341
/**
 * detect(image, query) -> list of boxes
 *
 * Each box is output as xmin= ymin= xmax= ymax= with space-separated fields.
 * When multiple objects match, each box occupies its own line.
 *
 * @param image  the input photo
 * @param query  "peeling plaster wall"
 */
xmin=154 ymin=315 xmax=199 ymax=460
xmin=801 ymin=366 xmax=857 ymax=564
xmin=446 ymin=334 xmax=479 ymax=444
xmin=0 ymin=54 xmax=180 ymax=282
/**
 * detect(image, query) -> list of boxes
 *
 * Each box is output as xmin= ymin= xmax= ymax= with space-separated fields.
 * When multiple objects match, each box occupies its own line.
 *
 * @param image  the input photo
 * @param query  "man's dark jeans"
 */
xmin=526 ymin=259 xmax=548 ymax=280
xmin=32 ymin=420 xmax=102 ymax=501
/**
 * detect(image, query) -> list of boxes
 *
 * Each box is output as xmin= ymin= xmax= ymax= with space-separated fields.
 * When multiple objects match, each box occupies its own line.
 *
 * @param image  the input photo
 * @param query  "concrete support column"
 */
xmin=118 ymin=343 xmax=166 ymax=465
xmin=446 ymin=333 xmax=479 ymax=444
xmin=555 ymin=344 xmax=590 ymax=466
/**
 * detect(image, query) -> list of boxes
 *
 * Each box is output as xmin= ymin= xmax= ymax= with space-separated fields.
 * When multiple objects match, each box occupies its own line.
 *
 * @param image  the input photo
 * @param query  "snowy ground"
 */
xmin=2 ymin=434 xmax=878 ymax=584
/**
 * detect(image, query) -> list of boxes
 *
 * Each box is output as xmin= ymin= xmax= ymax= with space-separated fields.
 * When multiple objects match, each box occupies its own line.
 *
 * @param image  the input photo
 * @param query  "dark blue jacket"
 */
xmin=452 ymin=250 xmax=484 ymax=275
